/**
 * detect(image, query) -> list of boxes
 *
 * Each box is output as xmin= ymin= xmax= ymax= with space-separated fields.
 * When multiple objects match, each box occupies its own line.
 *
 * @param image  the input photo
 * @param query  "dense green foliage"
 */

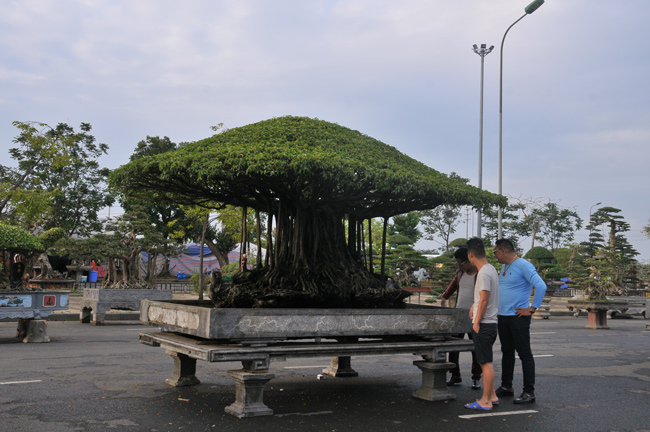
xmin=111 ymin=116 xmax=504 ymax=218
xmin=0 ymin=223 xmax=43 ymax=254
xmin=0 ymin=121 xmax=112 ymax=236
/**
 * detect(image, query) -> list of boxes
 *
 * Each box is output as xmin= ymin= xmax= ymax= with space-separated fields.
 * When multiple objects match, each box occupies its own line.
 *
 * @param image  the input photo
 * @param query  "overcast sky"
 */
xmin=1 ymin=0 xmax=649 ymax=260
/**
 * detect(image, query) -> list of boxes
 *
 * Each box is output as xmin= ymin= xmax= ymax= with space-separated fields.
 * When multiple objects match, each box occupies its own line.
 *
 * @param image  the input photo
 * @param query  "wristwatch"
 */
xmin=529 ymin=307 xmax=536 ymax=314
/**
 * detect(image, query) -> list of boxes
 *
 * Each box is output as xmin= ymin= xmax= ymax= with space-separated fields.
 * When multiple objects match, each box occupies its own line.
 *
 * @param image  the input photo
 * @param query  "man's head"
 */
xmin=493 ymin=238 xmax=516 ymax=264
xmin=466 ymin=237 xmax=486 ymax=265
xmin=454 ymin=247 xmax=476 ymax=274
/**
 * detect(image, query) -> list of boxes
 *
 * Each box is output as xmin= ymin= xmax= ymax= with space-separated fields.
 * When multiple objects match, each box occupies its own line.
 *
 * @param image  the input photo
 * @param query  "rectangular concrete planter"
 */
xmin=140 ymin=299 xmax=472 ymax=342
xmin=0 ymin=291 xmax=70 ymax=320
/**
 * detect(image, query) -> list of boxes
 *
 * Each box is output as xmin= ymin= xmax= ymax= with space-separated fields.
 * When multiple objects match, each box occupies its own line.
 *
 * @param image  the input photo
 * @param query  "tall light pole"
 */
xmin=497 ymin=0 xmax=545 ymax=239
xmin=473 ymin=43 xmax=494 ymax=238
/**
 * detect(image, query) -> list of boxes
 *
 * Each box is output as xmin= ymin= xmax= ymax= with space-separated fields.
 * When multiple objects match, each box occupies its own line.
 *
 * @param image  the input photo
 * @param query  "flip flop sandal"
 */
xmin=464 ymin=401 xmax=492 ymax=411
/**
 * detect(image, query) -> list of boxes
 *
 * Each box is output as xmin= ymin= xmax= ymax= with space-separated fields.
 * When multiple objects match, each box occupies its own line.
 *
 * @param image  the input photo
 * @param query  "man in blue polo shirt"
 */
xmin=494 ymin=239 xmax=546 ymax=405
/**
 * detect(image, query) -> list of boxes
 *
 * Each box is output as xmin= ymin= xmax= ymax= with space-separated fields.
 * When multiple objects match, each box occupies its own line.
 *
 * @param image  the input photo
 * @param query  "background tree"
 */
xmin=419 ymin=207 xmax=461 ymax=253
xmin=1 ymin=122 xmax=67 ymax=228
xmin=535 ymin=202 xmax=582 ymax=252
xmin=0 ymin=121 xmax=112 ymax=236
xmin=388 ymin=212 xmax=421 ymax=244
xmin=523 ymin=246 xmax=555 ymax=277
xmin=481 ymin=205 xmax=521 ymax=246
xmin=384 ymin=233 xmax=428 ymax=286
xmin=111 ymin=116 xmax=505 ymax=308
xmin=586 ymin=207 xmax=638 ymax=291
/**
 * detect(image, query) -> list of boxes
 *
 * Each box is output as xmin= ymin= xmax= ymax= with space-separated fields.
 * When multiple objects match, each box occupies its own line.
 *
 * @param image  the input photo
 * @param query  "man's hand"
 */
xmin=472 ymin=321 xmax=480 ymax=333
xmin=441 ymin=298 xmax=447 ymax=307
xmin=515 ymin=307 xmax=533 ymax=317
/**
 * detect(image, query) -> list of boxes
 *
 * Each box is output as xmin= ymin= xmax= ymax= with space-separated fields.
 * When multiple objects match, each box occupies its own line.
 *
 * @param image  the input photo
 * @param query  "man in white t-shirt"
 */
xmin=440 ymin=247 xmax=482 ymax=389
xmin=464 ymin=237 xmax=500 ymax=411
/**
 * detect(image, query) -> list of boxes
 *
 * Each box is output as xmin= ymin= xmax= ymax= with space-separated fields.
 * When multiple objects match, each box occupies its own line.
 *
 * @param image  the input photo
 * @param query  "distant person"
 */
xmin=493 ymin=239 xmax=547 ymax=405
xmin=464 ymin=237 xmax=499 ymax=411
xmin=440 ymin=247 xmax=482 ymax=390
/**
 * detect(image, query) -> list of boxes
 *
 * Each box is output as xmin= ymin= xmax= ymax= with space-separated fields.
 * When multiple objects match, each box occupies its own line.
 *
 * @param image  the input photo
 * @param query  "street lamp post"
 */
xmin=497 ymin=0 xmax=545 ymax=239
xmin=473 ymin=43 xmax=494 ymax=238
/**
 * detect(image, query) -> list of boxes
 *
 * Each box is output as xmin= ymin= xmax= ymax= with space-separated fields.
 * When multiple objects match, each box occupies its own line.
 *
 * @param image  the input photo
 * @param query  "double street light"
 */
xmin=473 ymin=43 xmax=494 ymax=238
xmin=497 ymin=0 xmax=545 ymax=239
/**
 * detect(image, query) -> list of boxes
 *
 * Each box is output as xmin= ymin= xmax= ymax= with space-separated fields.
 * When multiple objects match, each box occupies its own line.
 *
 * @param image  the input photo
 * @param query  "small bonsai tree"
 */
xmin=0 ymin=224 xmax=65 ymax=290
xmin=524 ymin=246 xmax=556 ymax=274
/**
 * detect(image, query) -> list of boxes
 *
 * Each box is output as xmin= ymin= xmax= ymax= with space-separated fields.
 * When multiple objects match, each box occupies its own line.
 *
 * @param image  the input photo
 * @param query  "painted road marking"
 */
xmin=284 ymin=365 xmax=328 ymax=369
xmin=534 ymin=354 xmax=554 ymax=358
xmin=460 ymin=409 xmax=538 ymax=419
xmin=1 ymin=380 xmax=42 ymax=385
xmin=531 ymin=332 xmax=556 ymax=335
xmin=276 ymin=411 xmax=333 ymax=417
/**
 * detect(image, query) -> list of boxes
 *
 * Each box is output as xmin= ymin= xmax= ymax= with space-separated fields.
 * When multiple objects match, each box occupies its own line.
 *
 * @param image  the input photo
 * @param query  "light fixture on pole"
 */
xmin=473 ymin=43 xmax=494 ymax=238
xmin=497 ymin=0 xmax=545 ymax=239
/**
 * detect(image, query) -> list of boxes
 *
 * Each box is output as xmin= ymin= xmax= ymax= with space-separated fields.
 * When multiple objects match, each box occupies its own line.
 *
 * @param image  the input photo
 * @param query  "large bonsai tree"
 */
xmin=111 ymin=116 xmax=505 ymax=308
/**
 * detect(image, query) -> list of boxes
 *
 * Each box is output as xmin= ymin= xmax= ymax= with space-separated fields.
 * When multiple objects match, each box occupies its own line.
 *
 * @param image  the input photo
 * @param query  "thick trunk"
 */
xmin=211 ymin=207 xmax=407 ymax=308
xmin=204 ymin=240 xmax=229 ymax=269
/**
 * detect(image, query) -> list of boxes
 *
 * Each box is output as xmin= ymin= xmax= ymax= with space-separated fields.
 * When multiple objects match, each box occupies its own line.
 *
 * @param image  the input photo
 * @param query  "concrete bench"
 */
xmin=80 ymin=288 xmax=172 ymax=325
xmin=140 ymin=331 xmax=474 ymax=418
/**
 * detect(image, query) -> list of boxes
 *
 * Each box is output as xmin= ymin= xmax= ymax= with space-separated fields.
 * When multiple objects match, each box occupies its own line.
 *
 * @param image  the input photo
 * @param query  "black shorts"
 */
xmin=472 ymin=323 xmax=498 ymax=365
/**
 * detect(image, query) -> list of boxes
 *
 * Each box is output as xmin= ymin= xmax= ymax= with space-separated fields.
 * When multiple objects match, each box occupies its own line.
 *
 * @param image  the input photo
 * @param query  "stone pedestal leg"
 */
xmin=225 ymin=370 xmax=275 ymax=418
xmin=323 ymin=356 xmax=358 ymax=377
xmin=586 ymin=310 xmax=609 ymax=329
xmin=22 ymin=320 xmax=50 ymax=343
xmin=80 ymin=307 xmax=92 ymax=324
xmin=412 ymin=360 xmax=455 ymax=402
xmin=16 ymin=318 xmax=29 ymax=339
xmin=165 ymin=351 xmax=201 ymax=387
xmin=92 ymin=310 xmax=106 ymax=326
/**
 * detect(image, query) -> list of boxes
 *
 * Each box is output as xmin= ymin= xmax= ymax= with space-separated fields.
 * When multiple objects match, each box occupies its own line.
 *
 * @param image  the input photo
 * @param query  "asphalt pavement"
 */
xmin=1 ymin=312 xmax=649 ymax=432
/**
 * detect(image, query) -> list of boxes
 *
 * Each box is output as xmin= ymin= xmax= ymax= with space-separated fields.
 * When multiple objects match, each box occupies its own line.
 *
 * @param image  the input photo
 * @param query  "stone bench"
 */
xmin=80 ymin=288 xmax=172 ymax=325
xmin=140 ymin=331 xmax=474 ymax=418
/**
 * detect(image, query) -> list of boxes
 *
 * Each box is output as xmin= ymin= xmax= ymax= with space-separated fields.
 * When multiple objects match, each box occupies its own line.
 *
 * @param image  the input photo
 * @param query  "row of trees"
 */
xmin=2 ymin=118 xmax=646 ymax=299
xmin=0 ymin=122 xmax=249 ymax=290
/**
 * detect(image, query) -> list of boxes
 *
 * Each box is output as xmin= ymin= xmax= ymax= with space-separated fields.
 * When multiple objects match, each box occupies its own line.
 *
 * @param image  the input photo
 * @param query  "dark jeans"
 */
xmin=448 ymin=332 xmax=482 ymax=380
xmin=498 ymin=315 xmax=535 ymax=394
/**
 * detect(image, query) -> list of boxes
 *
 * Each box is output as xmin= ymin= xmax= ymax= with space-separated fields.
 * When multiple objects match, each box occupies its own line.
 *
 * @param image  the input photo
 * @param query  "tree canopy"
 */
xmin=0 ymin=121 xmax=112 ymax=236
xmin=111 ymin=116 xmax=504 ymax=218
xmin=111 ymin=116 xmax=505 ymax=308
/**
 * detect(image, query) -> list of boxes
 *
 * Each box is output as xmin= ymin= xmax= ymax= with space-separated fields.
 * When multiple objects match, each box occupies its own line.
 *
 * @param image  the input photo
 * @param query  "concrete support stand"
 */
xmin=17 ymin=319 xmax=50 ymax=343
xmin=585 ymin=310 xmax=609 ymax=329
xmin=412 ymin=360 xmax=455 ymax=401
xmin=225 ymin=370 xmax=275 ymax=418
xmin=79 ymin=307 xmax=105 ymax=325
xmin=323 ymin=356 xmax=359 ymax=377
xmin=165 ymin=351 xmax=201 ymax=387
xmin=79 ymin=308 xmax=91 ymax=323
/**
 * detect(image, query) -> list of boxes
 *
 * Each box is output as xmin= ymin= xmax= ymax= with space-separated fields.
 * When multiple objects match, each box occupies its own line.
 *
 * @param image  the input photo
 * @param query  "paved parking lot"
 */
xmin=1 ymin=315 xmax=649 ymax=432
